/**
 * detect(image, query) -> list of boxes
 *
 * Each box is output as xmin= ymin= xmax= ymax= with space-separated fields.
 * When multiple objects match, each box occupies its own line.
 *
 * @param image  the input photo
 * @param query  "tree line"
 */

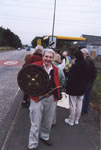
xmin=0 ymin=26 xmax=22 ymax=48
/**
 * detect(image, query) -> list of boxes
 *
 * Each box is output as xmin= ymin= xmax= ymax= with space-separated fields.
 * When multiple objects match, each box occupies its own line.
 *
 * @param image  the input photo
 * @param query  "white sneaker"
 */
xmin=75 ymin=120 xmax=79 ymax=125
xmin=65 ymin=118 xmax=74 ymax=126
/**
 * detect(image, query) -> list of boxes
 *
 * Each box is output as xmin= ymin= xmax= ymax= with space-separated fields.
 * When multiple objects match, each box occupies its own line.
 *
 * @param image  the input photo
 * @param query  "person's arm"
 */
xmin=58 ymin=68 xmax=65 ymax=86
xmin=58 ymin=59 xmax=66 ymax=70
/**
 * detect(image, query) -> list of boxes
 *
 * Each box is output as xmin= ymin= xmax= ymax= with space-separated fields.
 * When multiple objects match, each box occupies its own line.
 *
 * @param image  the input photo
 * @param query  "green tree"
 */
xmin=0 ymin=26 xmax=22 ymax=48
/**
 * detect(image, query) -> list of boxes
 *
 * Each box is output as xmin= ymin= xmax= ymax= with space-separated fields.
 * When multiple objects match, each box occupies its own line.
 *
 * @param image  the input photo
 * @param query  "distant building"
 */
xmin=81 ymin=34 xmax=101 ymax=58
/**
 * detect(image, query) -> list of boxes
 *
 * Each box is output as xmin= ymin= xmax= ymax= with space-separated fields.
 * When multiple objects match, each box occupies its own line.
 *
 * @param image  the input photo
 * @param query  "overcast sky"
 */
xmin=0 ymin=0 xmax=101 ymax=45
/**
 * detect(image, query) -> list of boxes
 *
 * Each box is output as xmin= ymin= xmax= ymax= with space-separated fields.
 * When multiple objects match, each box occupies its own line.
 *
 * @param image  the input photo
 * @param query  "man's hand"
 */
xmin=43 ymin=93 xmax=50 ymax=98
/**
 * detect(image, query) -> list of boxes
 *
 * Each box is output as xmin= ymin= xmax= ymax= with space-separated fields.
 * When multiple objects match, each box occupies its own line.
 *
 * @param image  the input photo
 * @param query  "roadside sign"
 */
xmin=49 ymin=36 xmax=56 ymax=49
xmin=37 ymin=39 xmax=41 ymax=46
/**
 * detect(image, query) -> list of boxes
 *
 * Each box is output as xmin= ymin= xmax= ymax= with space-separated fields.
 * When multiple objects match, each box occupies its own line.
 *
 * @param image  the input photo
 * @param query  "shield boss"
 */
xmin=17 ymin=64 xmax=49 ymax=97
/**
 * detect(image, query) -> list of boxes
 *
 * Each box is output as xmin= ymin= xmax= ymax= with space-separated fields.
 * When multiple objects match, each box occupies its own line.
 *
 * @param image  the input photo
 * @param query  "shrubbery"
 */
xmin=91 ymin=68 xmax=101 ymax=112
xmin=0 ymin=47 xmax=15 ymax=51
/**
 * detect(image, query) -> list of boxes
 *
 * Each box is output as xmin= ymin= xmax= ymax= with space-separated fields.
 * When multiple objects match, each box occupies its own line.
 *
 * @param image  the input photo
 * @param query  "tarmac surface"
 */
xmin=0 ymin=90 xmax=100 ymax=150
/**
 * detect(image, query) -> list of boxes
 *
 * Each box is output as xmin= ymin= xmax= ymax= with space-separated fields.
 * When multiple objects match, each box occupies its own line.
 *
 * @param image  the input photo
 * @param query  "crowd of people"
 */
xmin=21 ymin=45 xmax=97 ymax=150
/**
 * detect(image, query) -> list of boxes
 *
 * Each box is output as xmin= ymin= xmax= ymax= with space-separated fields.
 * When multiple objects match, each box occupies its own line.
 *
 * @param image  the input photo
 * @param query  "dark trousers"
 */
xmin=23 ymin=93 xmax=30 ymax=108
xmin=82 ymin=82 xmax=93 ymax=113
xmin=23 ymin=93 xmax=29 ymax=101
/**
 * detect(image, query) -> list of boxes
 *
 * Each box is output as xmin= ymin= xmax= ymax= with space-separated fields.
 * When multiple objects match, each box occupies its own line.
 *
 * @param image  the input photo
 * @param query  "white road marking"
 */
xmin=4 ymin=61 xmax=18 ymax=65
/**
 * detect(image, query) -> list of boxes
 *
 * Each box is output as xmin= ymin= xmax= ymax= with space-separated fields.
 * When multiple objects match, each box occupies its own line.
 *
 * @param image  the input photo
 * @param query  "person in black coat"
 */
xmin=80 ymin=48 xmax=97 ymax=114
xmin=65 ymin=49 xmax=90 ymax=126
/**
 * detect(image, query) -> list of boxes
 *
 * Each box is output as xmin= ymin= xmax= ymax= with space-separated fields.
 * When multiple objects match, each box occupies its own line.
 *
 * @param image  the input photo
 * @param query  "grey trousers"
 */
xmin=69 ymin=95 xmax=84 ymax=123
xmin=28 ymin=95 xmax=56 ymax=149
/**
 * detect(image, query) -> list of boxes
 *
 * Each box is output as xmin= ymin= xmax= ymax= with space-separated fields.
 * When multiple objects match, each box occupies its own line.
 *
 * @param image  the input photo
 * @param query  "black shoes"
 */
xmin=40 ymin=138 xmax=52 ymax=146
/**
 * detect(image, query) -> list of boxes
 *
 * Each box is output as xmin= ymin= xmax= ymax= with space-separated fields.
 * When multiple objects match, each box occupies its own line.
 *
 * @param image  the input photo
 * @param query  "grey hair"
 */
xmin=54 ymin=54 xmax=61 ymax=64
xmin=42 ymin=48 xmax=55 ymax=58
xmin=35 ymin=45 xmax=43 ymax=53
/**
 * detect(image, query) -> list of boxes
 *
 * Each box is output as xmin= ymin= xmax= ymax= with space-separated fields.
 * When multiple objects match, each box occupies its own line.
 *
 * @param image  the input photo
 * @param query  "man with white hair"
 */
xmin=28 ymin=48 xmax=60 ymax=150
xmin=80 ymin=48 xmax=97 ymax=114
xmin=80 ymin=48 xmax=89 ymax=59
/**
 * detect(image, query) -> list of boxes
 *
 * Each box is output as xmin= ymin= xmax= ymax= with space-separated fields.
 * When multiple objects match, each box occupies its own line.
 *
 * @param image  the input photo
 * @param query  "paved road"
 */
xmin=0 ymin=49 xmax=30 ymax=124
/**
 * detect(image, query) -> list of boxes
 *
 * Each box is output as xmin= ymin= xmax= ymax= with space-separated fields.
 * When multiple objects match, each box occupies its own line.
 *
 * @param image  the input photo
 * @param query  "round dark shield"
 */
xmin=17 ymin=64 xmax=49 ymax=97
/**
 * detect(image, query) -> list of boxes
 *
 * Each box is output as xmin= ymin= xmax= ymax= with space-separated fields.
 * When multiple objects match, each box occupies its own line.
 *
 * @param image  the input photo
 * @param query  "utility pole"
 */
xmin=49 ymin=0 xmax=56 ymax=49
xmin=52 ymin=0 xmax=56 ymax=41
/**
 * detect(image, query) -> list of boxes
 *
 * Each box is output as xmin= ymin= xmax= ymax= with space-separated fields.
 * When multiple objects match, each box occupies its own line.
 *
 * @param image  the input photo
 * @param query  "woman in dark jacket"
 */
xmin=65 ymin=50 xmax=90 ymax=126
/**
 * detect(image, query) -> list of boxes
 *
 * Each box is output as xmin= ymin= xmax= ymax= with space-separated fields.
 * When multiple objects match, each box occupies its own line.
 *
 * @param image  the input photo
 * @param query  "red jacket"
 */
xmin=28 ymin=53 xmax=42 ymax=64
xmin=30 ymin=61 xmax=60 ymax=102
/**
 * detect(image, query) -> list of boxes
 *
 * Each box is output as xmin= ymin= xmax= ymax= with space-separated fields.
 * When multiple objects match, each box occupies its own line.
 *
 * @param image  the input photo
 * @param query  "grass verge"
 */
xmin=91 ymin=68 xmax=101 ymax=120
xmin=0 ymin=47 xmax=15 ymax=51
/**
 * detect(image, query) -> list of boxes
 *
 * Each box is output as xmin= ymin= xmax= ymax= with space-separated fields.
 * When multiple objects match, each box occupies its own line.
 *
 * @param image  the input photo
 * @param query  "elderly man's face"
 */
xmin=43 ymin=52 xmax=54 ymax=66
